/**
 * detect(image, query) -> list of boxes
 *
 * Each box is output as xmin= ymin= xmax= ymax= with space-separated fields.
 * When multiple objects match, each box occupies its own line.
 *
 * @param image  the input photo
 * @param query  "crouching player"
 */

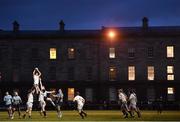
xmin=53 ymin=89 xmax=64 ymax=118
xmin=73 ymin=92 xmax=87 ymax=119
xmin=128 ymin=90 xmax=141 ymax=118
xmin=12 ymin=91 xmax=22 ymax=119
xmin=23 ymin=89 xmax=35 ymax=119
xmin=3 ymin=91 xmax=13 ymax=119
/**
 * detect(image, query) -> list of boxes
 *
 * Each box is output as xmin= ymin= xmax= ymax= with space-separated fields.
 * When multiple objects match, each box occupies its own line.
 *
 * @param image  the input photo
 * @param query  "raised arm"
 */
xmin=39 ymin=78 xmax=43 ymax=90
xmin=33 ymin=69 xmax=36 ymax=75
xmin=36 ymin=68 xmax=41 ymax=77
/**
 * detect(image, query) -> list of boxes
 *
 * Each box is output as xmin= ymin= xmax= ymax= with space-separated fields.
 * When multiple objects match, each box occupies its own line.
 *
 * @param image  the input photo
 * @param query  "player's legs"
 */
xmin=57 ymin=105 xmax=62 ymax=118
xmin=77 ymin=105 xmax=85 ymax=119
xmin=46 ymin=97 xmax=55 ymax=107
xmin=34 ymin=84 xmax=40 ymax=94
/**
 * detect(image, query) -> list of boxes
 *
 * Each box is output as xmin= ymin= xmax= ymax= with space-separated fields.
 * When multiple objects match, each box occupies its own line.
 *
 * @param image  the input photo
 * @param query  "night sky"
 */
xmin=0 ymin=0 xmax=180 ymax=30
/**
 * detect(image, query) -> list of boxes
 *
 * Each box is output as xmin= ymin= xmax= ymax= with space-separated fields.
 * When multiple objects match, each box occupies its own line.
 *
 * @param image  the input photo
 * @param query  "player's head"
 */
xmin=118 ymin=89 xmax=123 ymax=93
xmin=76 ymin=91 xmax=80 ymax=96
xmin=5 ymin=91 xmax=9 ymax=95
xmin=14 ymin=91 xmax=18 ymax=96
xmin=58 ymin=89 xmax=62 ymax=94
xmin=35 ymin=72 xmax=39 ymax=76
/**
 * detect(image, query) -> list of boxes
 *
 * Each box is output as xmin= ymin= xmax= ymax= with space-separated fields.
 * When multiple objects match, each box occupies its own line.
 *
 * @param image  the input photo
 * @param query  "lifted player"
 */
xmin=33 ymin=67 xmax=41 ymax=94
xmin=73 ymin=92 xmax=87 ymax=119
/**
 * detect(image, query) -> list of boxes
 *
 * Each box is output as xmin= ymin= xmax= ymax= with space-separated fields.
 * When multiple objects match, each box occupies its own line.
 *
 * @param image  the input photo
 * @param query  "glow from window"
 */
xmin=167 ymin=46 xmax=174 ymax=58
xmin=109 ymin=67 xmax=117 ymax=81
xmin=68 ymin=88 xmax=74 ymax=101
xmin=68 ymin=48 xmax=75 ymax=59
xmin=148 ymin=66 xmax=154 ymax=80
xmin=167 ymin=66 xmax=174 ymax=80
xmin=167 ymin=87 xmax=174 ymax=94
xmin=50 ymin=48 xmax=56 ymax=59
xmin=109 ymin=48 xmax=115 ymax=58
xmin=128 ymin=66 xmax=135 ymax=80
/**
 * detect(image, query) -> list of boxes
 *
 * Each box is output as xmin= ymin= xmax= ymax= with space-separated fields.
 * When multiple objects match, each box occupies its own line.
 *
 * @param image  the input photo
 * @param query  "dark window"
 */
xmin=86 ymin=67 xmax=92 ymax=81
xmin=147 ymin=47 xmax=154 ymax=57
xmin=68 ymin=48 xmax=75 ymax=59
xmin=128 ymin=48 xmax=135 ymax=58
xmin=49 ymin=66 xmax=56 ymax=81
xmin=109 ymin=67 xmax=117 ymax=81
xmin=68 ymin=67 xmax=75 ymax=80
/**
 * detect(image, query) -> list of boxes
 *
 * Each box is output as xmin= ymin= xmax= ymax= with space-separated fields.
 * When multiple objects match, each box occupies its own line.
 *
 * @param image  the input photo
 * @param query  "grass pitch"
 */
xmin=0 ymin=110 xmax=180 ymax=121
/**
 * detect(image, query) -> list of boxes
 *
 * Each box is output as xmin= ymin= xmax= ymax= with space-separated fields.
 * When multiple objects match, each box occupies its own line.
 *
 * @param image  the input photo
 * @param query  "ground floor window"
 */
xmin=167 ymin=87 xmax=175 ymax=101
xmin=68 ymin=88 xmax=75 ymax=101
xmin=147 ymin=87 xmax=155 ymax=102
xmin=85 ymin=88 xmax=93 ymax=102
xmin=109 ymin=87 xmax=117 ymax=101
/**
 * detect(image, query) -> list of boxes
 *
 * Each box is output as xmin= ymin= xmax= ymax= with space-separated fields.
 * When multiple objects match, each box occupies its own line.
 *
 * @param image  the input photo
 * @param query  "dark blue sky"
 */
xmin=0 ymin=0 xmax=180 ymax=30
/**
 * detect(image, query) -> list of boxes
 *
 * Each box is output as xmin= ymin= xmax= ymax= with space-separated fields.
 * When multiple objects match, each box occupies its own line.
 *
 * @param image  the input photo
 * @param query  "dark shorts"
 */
xmin=12 ymin=104 xmax=21 ymax=109
xmin=5 ymin=104 xmax=12 ymax=109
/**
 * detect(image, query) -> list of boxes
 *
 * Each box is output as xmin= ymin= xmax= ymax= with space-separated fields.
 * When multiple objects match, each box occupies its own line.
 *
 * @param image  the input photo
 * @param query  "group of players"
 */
xmin=3 ymin=68 xmax=141 ymax=120
xmin=3 ymin=68 xmax=87 ymax=119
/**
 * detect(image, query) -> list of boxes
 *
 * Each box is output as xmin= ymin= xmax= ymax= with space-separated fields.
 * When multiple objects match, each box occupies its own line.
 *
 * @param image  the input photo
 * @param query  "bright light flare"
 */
xmin=108 ymin=31 xmax=116 ymax=39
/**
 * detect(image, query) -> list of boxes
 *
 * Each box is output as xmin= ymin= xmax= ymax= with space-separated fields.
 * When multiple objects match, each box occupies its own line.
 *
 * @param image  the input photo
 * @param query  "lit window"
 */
xmin=50 ymin=48 xmax=56 ymax=59
xmin=167 ymin=87 xmax=174 ymax=94
xmin=68 ymin=88 xmax=74 ymax=101
xmin=109 ymin=67 xmax=117 ymax=81
xmin=148 ymin=66 xmax=154 ymax=80
xmin=128 ymin=66 xmax=135 ymax=80
xmin=68 ymin=48 xmax=75 ymax=59
xmin=167 ymin=46 xmax=174 ymax=58
xmin=109 ymin=48 xmax=115 ymax=58
xmin=128 ymin=48 xmax=135 ymax=58
xmin=167 ymin=66 xmax=174 ymax=80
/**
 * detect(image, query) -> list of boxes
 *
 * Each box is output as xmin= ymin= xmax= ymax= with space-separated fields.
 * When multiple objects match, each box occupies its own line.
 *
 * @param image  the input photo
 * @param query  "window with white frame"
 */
xmin=128 ymin=66 xmax=135 ymax=80
xmin=109 ymin=48 xmax=115 ymax=58
xmin=167 ymin=66 xmax=174 ymax=80
xmin=167 ymin=46 xmax=174 ymax=58
xmin=147 ymin=66 xmax=154 ymax=80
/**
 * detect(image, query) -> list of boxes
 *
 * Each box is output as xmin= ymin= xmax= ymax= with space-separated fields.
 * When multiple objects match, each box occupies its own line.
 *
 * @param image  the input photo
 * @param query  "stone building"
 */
xmin=0 ymin=18 xmax=180 ymax=109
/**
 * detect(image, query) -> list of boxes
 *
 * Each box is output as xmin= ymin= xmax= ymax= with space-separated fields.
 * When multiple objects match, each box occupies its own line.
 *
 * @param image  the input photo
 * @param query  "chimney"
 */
xmin=59 ymin=20 xmax=65 ymax=31
xmin=13 ymin=21 xmax=19 ymax=32
xmin=142 ymin=17 xmax=148 ymax=29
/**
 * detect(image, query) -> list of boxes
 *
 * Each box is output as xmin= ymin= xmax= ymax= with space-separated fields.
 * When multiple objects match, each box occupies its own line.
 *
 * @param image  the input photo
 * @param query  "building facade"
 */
xmin=0 ymin=18 xmax=180 ymax=109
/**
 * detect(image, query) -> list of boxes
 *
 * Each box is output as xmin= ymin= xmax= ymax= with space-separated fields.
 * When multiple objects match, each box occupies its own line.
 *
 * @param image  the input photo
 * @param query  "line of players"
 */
xmin=3 ymin=68 xmax=141 ymax=119
xmin=3 ymin=68 xmax=87 ymax=119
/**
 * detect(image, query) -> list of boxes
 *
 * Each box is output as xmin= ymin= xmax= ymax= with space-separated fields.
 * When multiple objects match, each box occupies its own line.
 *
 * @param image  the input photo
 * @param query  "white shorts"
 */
xmin=129 ymin=104 xmax=137 ymax=110
xmin=27 ymin=102 xmax=33 ymax=108
xmin=77 ymin=104 xmax=84 ymax=112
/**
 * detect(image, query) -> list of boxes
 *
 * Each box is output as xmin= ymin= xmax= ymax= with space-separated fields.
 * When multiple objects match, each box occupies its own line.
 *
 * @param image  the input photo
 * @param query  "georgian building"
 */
xmin=0 ymin=18 xmax=180 ymax=108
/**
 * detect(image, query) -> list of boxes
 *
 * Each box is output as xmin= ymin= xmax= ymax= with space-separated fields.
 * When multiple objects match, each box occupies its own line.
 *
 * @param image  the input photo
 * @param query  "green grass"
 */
xmin=0 ymin=110 xmax=180 ymax=121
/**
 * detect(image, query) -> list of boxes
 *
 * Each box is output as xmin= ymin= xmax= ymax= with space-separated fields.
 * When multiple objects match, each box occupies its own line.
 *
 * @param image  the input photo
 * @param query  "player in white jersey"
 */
xmin=3 ymin=91 xmax=13 ymax=119
xmin=73 ymin=92 xmax=87 ymax=119
xmin=23 ymin=89 xmax=35 ymax=119
xmin=12 ymin=91 xmax=22 ymax=119
xmin=38 ymin=88 xmax=47 ymax=117
xmin=118 ymin=89 xmax=132 ymax=118
xmin=53 ymin=89 xmax=64 ymax=118
xmin=33 ymin=67 xmax=41 ymax=94
xmin=128 ymin=90 xmax=141 ymax=118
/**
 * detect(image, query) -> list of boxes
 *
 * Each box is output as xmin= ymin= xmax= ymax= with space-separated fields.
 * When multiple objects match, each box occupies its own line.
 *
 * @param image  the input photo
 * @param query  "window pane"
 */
xmin=85 ymin=88 xmax=93 ymax=102
xmin=167 ymin=46 xmax=174 ymax=58
xmin=148 ymin=66 xmax=154 ymax=80
xmin=109 ymin=48 xmax=115 ymax=58
xmin=128 ymin=66 xmax=135 ymax=80
xmin=167 ymin=66 xmax=174 ymax=73
xmin=68 ymin=88 xmax=74 ymax=101
xmin=128 ymin=48 xmax=135 ymax=58
xmin=167 ymin=87 xmax=174 ymax=94
xmin=109 ymin=67 xmax=117 ymax=81
xmin=68 ymin=48 xmax=75 ymax=59
xmin=50 ymin=48 xmax=56 ymax=59
xmin=147 ymin=47 xmax=154 ymax=57
xmin=167 ymin=75 xmax=174 ymax=80
xmin=109 ymin=87 xmax=117 ymax=101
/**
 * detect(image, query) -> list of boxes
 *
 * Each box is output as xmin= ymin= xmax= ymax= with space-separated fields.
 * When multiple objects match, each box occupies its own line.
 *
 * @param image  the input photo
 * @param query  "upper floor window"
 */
xmin=109 ymin=67 xmax=117 ymax=81
xmin=109 ymin=48 xmax=115 ymax=59
xmin=167 ymin=87 xmax=174 ymax=94
xmin=128 ymin=48 xmax=135 ymax=58
xmin=128 ymin=66 xmax=135 ymax=80
xmin=50 ymin=48 xmax=56 ymax=59
xmin=167 ymin=46 xmax=174 ymax=58
xmin=68 ymin=48 xmax=75 ymax=59
xmin=167 ymin=66 xmax=174 ymax=80
xmin=147 ymin=47 xmax=154 ymax=57
xmin=147 ymin=66 xmax=154 ymax=80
